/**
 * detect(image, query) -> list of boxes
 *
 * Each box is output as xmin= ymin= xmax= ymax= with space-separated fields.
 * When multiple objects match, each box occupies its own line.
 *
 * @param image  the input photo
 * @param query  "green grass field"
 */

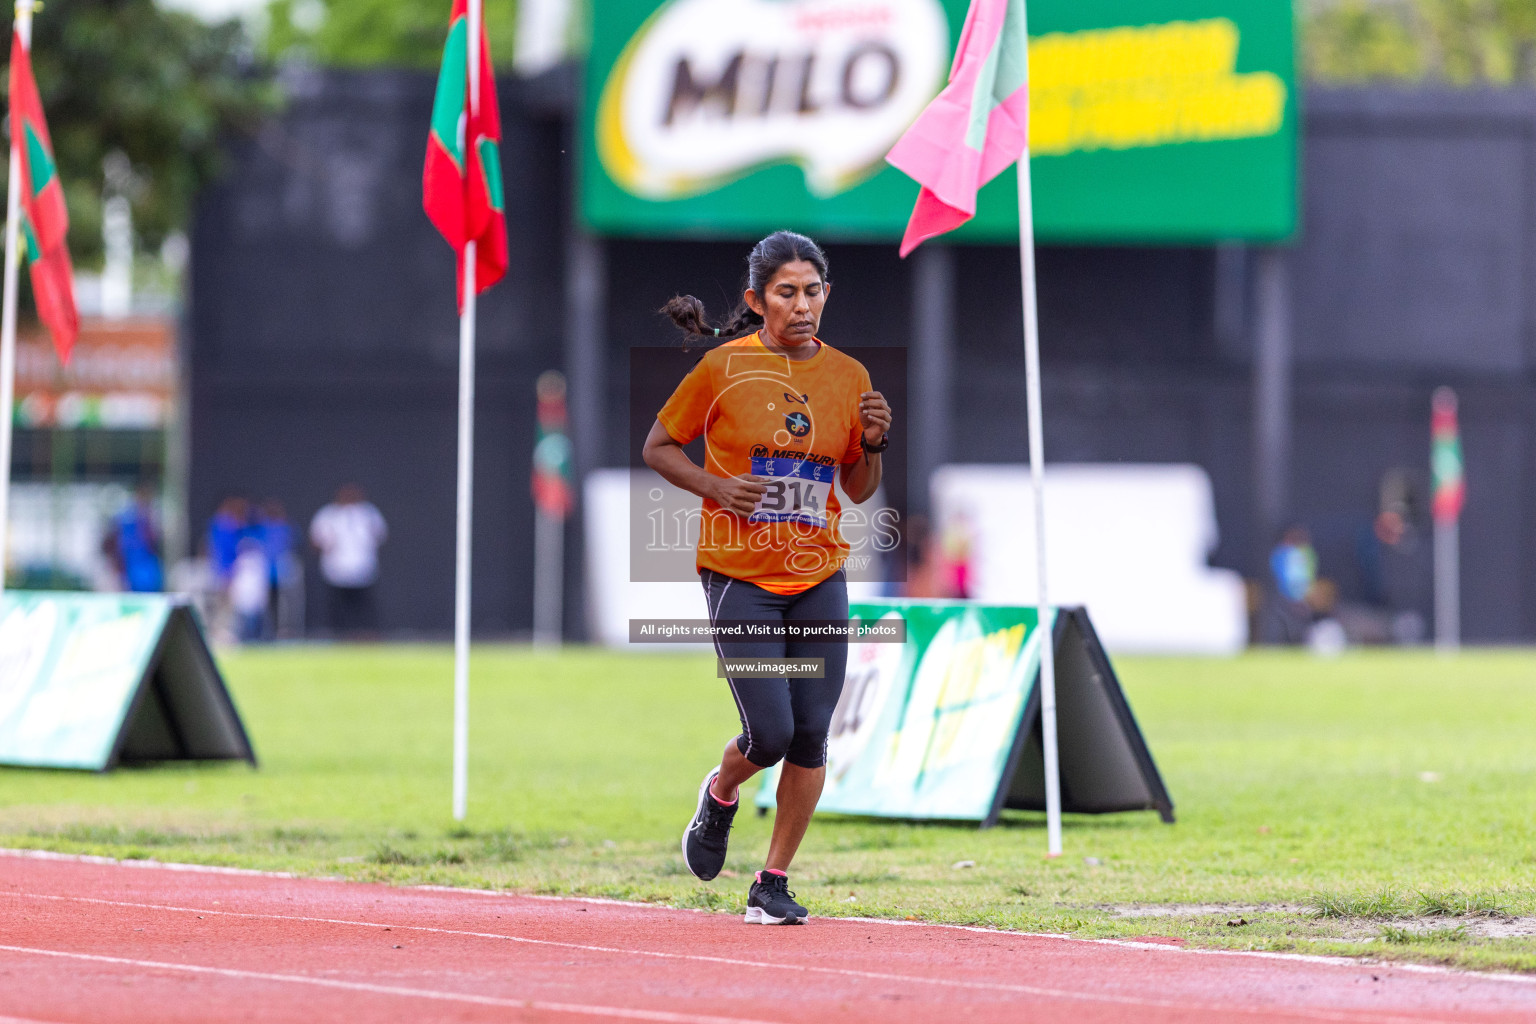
xmin=4 ymin=645 xmax=1536 ymax=972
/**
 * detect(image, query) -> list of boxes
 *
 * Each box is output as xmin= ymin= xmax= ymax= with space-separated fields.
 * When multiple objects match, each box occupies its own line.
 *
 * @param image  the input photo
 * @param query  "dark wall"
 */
xmin=189 ymin=77 xmax=1536 ymax=640
xmin=188 ymin=69 xmax=567 ymax=635
xmin=1287 ymin=91 xmax=1536 ymax=640
xmin=1295 ymin=90 xmax=1536 ymax=373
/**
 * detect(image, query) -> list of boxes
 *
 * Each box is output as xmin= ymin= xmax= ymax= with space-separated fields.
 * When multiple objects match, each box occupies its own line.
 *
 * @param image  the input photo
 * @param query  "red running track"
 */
xmin=0 ymin=850 xmax=1532 ymax=1024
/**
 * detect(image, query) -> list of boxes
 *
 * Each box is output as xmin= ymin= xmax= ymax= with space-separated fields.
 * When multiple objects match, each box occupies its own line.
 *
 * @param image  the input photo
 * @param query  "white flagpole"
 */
xmin=1434 ymin=517 xmax=1459 ymax=655
xmin=1014 ymin=1 xmax=1062 ymax=858
xmin=451 ymin=0 xmax=483 ymax=823
xmin=0 ymin=0 xmax=34 ymax=593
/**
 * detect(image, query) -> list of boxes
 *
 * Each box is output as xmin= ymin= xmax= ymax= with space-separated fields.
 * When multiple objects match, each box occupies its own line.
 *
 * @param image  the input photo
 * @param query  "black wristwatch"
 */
xmin=861 ymin=432 xmax=890 ymax=454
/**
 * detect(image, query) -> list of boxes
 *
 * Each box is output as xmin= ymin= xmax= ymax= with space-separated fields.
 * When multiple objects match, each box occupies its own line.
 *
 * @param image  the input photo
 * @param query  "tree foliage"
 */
xmin=5 ymin=0 xmax=274 ymax=266
xmin=1304 ymin=0 xmax=1536 ymax=85
xmin=264 ymin=0 xmax=518 ymax=70
xmin=265 ymin=0 xmax=1535 ymax=86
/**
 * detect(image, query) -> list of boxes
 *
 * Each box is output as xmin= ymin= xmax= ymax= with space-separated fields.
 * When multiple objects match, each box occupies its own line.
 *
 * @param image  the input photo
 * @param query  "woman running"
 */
xmin=643 ymin=231 xmax=892 ymax=925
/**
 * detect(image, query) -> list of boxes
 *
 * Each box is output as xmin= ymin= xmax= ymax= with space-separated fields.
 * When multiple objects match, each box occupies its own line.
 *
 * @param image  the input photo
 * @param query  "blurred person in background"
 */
xmin=206 ymin=497 xmax=253 ymax=643
xmin=208 ymin=497 xmax=250 ymax=591
xmin=939 ymin=510 xmax=975 ymax=599
xmin=103 ymin=484 xmax=163 ymax=593
xmin=256 ymin=499 xmax=297 ymax=638
xmin=228 ymin=536 xmax=270 ymax=642
xmin=1260 ymin=525 xmax=1318 ymax=644
xmin=901 ymin=515 xmax=942 ymax=598
xmin=1343 ymin=504 xmax=1427 ymax=645
xmin=1357 ymin=509 xmax=1405 ymax=610
xmin=1374 ymin=469 xmax=1433 ymax=639
xmin=310 ymin=484 xmax=387 ymax=637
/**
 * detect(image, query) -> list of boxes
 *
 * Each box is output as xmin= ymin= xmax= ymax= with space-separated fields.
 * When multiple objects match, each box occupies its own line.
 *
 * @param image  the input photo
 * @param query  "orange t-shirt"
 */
xmin=656 ymin=332 xmax=873 ymax=595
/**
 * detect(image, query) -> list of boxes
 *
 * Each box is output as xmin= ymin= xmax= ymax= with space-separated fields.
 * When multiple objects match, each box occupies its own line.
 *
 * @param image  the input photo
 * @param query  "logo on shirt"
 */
xmin=771 ymin=450 xmax=836 ymax=465
xmin=785 ymin=411 xmax=811 ymax=438
xmin=750 ymin=444 xmax=769 ymax=458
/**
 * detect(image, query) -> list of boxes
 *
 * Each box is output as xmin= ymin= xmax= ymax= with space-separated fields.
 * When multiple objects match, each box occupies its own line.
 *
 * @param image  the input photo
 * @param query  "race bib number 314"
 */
xmin=749 ymin=457 xmax=835 ymax=528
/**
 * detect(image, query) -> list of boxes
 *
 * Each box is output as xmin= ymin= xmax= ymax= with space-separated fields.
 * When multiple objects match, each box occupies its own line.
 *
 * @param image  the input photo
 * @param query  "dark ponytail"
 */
xmin=660 ymin=230 xmax=830 ymax=344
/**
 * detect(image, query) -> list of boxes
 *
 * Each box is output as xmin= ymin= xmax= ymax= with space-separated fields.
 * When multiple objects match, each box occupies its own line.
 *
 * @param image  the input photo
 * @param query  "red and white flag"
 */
xmin=423 ymin=0 xmax=508 ymax=306
xmin=9 ymin=27 xmax=78 ymax=361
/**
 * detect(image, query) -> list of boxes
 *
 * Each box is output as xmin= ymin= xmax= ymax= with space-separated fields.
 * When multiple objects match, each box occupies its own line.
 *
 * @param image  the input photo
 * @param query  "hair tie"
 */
xmin=713 ymin=328 xmax=720 ymax=337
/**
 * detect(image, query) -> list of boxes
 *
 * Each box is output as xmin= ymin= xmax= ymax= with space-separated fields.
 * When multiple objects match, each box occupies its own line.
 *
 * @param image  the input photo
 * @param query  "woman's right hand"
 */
xmin=710 ymin=474 xmax=768 ymax=515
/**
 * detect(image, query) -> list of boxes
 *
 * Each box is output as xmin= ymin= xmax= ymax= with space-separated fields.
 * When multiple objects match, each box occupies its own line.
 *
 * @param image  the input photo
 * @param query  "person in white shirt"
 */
xmin=309 ymin=484 xmax=388 ymax=637
xmin=228 ymin=537 xmax=271 ymax=642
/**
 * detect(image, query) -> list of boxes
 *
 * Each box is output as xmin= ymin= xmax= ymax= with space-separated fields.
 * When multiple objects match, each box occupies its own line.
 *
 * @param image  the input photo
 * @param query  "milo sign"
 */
xmin=597 ymin=0 xmax=947 ymax=200
xmin=581 ymin=0 xmax=1297 ymax=242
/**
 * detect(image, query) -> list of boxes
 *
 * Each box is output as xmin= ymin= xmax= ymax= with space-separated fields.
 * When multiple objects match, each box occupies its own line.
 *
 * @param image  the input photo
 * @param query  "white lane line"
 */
xmin=0 ymin=847 xmax=304 ymax=879
xmin=8 ymin=846 xmax=1536 ymax=992
xmin=2 ymin=891 xmax=1474 ymax=1024
xmin=0 ymin=944 xmax=776 ymax=1024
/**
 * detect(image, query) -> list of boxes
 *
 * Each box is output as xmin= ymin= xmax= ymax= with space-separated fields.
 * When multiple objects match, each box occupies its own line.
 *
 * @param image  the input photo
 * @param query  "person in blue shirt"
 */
xmin=106 ymin=485 xmax=163 ymax=592
xmin=255 ymin=499 xmax=294 ymax=638
xmin=207 ymin=496 xmax=251 ymax=587
xmin=1261 ymin=525 xmax=1318 ymax=644
xmin=1270 ymin=527 xmax=1317 ymax=604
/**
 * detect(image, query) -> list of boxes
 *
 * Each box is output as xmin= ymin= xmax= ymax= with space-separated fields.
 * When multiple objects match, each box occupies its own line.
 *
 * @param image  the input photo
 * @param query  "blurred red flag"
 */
xmin=1431 ymin=388 xmax=1464 ymax=524
xmin=423 ymin=0 xmax=508 ymax=307
xmin=9 ymin=30 xmax=78 ymax=362
xmin=532 ymin=371 xmax=572 ymax=519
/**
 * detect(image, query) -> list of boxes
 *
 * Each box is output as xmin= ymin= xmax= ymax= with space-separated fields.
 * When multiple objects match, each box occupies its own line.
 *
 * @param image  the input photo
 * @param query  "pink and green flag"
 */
xmin=886 ymin=0 xmax=1029 ymax=258
xmin=423 ymin=0 xmax=507 ymax=306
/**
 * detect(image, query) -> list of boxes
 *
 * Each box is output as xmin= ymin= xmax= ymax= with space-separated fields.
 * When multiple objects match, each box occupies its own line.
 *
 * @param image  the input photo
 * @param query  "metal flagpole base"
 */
xmin=532 ymin=509 xmax=563 ymax=647
xmin=1434 ymin=519 xmax=1459 ymax=656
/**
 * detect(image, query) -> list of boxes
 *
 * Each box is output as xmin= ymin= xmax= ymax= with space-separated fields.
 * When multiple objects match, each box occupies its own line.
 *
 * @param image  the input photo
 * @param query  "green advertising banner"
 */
xmin=762 ymin=601 xmax=1053 ymax=821
xmin=583 ymin=0 xmax=1296 ymax=242
xmin=756 ymin=601 xmax=1176 ymax=825
xmin=0 ymin=592 xmax=254 ymax=770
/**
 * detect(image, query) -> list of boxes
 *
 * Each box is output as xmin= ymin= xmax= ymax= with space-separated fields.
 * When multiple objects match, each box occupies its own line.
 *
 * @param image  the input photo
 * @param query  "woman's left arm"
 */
xmin=840 ymin=390 xmax=892 ymax=504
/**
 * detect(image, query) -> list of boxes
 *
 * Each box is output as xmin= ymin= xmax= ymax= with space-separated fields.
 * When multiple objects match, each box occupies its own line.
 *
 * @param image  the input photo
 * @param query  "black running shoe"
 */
xmin=681 ymin=766 xmax=737 ymax=881
xmin=744 ymin=870 xmax=807 ymax=925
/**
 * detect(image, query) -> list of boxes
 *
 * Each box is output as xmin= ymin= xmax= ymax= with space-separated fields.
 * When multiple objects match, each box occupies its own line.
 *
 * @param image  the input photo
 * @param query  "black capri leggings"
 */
xmin=701 ymin=567 xmax=848 ymax=770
